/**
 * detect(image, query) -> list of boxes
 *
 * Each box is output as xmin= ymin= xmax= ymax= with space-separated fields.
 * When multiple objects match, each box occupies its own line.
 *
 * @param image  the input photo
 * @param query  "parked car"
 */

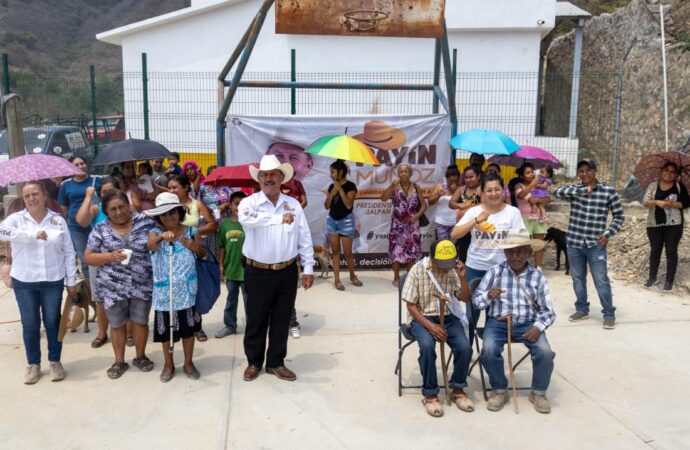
xmin=86 ymin=115 xmax=125 ymax=142
xmin=0 ymin=126 xmax=95 ymax=164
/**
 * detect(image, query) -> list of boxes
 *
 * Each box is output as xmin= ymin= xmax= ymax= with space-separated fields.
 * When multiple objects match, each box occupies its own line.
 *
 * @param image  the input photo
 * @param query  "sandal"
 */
xmin=106 ymin=362 xmax=129 ymax=380
xmin=334 ymin=281 xmax=345 ymax=291
xmin=195 ymin=330 xmax=208 ymax=342
xmin=452 ymin=391 xmax=475 ymax=412
xmin=91 ymin=335 xmax=108 ymax=349
xmin=126 ymin=336 xmax=135 ymax=347
xmin=350 ymin=276 xmax=363 ymax=287
xmin=160 ymin=367 xmax=175 ymax=383
xmin=132 ymin=356 xmax=155 ymax=372
xmin=422 ymin=397 xmax=444 ymax=417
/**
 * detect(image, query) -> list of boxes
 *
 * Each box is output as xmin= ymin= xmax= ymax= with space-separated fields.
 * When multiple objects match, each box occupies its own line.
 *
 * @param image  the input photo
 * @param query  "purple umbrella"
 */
xmin=0 ymin=154 xmax=84 ymax=187
xmin=488 ymin=145 xmax=563 ymax=169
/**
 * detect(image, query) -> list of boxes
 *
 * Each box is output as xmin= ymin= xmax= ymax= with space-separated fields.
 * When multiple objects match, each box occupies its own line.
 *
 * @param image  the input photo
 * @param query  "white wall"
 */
xmin=116 ymin=0 xmax=550 ymax=154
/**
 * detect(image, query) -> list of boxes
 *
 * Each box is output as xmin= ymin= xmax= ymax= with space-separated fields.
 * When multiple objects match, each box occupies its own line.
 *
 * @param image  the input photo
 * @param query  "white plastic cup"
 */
xmin=121 ymin=249 xmax=133 ymax=265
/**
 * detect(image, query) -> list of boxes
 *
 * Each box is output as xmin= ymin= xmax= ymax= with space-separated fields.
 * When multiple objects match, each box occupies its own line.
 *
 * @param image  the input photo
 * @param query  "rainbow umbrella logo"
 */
xmin=306 ymin=135 xmax=380 ymax=165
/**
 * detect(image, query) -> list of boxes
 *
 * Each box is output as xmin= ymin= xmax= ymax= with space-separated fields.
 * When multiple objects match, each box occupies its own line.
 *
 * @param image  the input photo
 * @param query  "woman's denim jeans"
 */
xmin=13 ymin=278 xmax=64 ymax=365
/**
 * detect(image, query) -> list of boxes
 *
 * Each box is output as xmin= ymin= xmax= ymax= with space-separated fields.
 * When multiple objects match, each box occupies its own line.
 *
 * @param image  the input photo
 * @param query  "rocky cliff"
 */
xmin=543 ymin=0 xmax=690 ymax=187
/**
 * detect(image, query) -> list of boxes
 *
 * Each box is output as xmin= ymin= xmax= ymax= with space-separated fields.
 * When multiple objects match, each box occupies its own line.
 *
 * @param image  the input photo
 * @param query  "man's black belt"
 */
xmin=245 ymin=257 xmax=297 ymax=271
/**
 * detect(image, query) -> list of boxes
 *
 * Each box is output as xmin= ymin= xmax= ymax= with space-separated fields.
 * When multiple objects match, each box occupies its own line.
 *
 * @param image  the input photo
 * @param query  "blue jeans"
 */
xmin=224 ymin=279 xmax=247 ymax=330
xmin=410 ymin=314 xmax=473 ymax=397
xmin=480 ymin=317 xmax=555 ymax=394
xmin=567 ymin=244 xmax=616 ymax=319
xmin=69 ymin=227 xmax=90 ymax=279
xmin=465 ymin=266 xmax=488 ymax=344
xmin=13 ymin=278 xmax=64 ymax=365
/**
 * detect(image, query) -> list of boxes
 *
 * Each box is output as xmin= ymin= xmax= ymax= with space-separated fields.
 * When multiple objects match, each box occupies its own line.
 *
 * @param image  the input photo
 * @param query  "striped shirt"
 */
xmin=401 ymin=257 xmax=461 ymax=318
xmin=552 ymin=181 xmax=624 ymax=248
xmin=472 ymin=261 xmax=555 ymax=331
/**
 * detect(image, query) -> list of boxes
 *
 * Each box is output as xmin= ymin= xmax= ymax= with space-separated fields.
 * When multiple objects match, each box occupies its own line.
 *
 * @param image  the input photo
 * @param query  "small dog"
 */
xmin=545 ymin=227 xmax=569 ymax=275
xmin=313 ymin=244 xmax=331 ymax=279
xmin=70 ymin=278 xmax=97 ymax=333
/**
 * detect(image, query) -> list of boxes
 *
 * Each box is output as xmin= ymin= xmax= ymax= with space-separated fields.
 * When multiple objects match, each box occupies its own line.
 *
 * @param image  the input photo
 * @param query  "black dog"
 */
xmin=545 ymin=227 xmax=569 ymax=275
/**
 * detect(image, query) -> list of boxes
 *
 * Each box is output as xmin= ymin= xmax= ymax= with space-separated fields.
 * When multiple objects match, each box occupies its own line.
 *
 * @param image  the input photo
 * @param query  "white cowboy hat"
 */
xmin=496 ymin=229 xmax=546 ymax=251
xmin=144 ymin=192 xmax=184 ymax=217
xmin=249 ymin=154 xmax=294 ymax=183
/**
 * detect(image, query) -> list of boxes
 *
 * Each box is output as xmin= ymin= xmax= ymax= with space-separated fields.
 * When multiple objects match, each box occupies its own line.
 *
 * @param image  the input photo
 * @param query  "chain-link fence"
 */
xmin=1 ymin=60 xmax=620 ymax=181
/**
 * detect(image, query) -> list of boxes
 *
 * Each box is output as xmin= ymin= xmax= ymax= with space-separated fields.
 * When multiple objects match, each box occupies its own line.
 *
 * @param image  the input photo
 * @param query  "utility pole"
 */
xmin=2 ymin=94 xmax=25 ymax=198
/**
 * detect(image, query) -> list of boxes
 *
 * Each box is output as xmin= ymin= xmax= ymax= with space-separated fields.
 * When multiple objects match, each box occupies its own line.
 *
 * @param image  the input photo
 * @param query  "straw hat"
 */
xmin=353 ymin=120 xmax=406 ymax=151
xmin=144 ymin=192 xmax=184 ymax=217
xmin=249 ymin=154 xmax=294 ymax=183
xmin=496 ymin=229 xmax=546 ymax=251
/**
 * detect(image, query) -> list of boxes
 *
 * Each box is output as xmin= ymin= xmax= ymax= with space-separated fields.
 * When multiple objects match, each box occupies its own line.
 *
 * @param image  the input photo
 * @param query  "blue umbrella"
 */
xmin=449 ymin=128 xmax=520 ymax=155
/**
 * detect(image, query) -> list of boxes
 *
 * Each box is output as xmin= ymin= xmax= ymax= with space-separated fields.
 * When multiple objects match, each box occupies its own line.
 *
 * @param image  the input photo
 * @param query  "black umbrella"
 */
xmin=92 ymin=139 xmax=173 ymax=166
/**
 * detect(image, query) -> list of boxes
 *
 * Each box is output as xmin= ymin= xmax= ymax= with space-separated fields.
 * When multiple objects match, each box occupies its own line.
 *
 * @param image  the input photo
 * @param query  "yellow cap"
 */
xmin=431 ymin=239 xmax=457 ymax=269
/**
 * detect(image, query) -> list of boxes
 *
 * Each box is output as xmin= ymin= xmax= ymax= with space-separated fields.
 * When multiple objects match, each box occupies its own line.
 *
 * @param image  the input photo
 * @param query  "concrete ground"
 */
xmin=1 ymin=267 xmax=689 ymax=450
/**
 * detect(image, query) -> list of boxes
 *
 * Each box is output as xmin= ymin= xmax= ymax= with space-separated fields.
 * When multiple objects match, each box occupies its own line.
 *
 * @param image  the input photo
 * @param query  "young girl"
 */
xmin=530 ymin=165 xmax=553 ymax=222
xmin=146 ymin=192 xmax=206 ymax=383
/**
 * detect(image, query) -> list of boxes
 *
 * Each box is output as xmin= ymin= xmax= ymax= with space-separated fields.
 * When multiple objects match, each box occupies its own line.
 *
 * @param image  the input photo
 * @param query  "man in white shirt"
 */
xmin=239 ymin=155 xmax=315 ymax=382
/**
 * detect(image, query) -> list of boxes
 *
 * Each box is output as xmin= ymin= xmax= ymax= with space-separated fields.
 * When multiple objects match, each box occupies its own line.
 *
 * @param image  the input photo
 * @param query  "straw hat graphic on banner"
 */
xmin=353 ymin=120 xmax=406 ymax=151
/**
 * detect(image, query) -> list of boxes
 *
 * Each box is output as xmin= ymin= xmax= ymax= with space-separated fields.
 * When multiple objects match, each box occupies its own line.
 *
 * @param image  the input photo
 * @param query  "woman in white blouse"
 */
xmin=0 ymin=181 xmax=77 ymax=385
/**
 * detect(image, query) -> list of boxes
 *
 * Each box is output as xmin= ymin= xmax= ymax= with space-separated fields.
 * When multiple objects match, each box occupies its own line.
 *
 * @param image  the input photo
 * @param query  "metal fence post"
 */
xmin=290 ymin=49 xmax=296 ymax=115
xmin=1 ymin=53 xmax=9 ymax=95
xmin=432 ymin=40 xmax=441 ymax=114
xmin=452 ymin=48 xmax=457 ymax=91
xmin=90 ymin=65 xmax=99 ymax=155
xmin=142 ymin=53 xmax=150 ymax=140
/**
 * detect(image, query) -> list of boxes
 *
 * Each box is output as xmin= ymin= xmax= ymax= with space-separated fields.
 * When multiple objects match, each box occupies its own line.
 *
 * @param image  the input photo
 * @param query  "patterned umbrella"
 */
xmin=0 ymin=154 xmax=84 ymax=186
xmin=307 ymin=135 xmax=380 ymax=165
xmin=489 ymin=145 xmax=563 ymax=169
xmin=633 ymin=151 xmax=690 ymax=191
xmin=449 ymin=128 xmax=520 ymax=155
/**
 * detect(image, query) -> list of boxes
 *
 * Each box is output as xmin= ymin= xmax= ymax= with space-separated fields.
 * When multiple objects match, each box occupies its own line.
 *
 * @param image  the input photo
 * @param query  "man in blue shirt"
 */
xmin=58 ymin=156 xmax=102 ymax=278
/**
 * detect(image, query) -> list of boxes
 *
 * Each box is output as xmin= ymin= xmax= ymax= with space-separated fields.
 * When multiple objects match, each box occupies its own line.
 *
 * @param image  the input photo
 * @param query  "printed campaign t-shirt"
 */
xmin=458 ymin=204 xmax=525 ymax=271
xmin=218 ymin=219 xmax=245 ymax=282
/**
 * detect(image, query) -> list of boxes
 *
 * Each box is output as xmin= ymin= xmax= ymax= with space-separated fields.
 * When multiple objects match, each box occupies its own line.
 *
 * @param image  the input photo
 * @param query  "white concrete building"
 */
xmin=98 ymin=0 xmax=589 ymax=173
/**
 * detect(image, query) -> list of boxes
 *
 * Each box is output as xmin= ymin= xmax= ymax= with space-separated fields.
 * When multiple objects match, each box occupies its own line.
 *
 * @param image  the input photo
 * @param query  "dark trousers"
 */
xmin=243 ymin=262 xmax=298 ymax=368
xmin=456 ymin=233 xmax=472 ymax=264
xmin=647 ymin=225 xmax=683 ymax=284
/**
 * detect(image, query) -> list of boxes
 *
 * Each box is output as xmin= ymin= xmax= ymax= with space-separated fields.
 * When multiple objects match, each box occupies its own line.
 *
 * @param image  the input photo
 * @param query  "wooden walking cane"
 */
xmin=433 ymin=292 xmax=452 ymax=406
xmin=499 ymin=315 xmax=519 ymax=414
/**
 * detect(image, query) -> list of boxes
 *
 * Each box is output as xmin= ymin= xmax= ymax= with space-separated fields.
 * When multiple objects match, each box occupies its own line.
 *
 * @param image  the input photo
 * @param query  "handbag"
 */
xmin=195 ymin=257 xmax=221 ymax=314
xmin=413 ymin=183 xmax=430 ymax=227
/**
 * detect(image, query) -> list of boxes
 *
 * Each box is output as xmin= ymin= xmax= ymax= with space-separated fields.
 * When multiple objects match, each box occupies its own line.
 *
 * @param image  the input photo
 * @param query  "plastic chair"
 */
xmin=466 ymin=277 xmax=532 ymax=401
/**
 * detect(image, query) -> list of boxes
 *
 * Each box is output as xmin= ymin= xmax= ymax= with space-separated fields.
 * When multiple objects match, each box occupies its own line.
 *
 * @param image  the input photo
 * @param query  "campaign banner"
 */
xmin=226 ymin=114 xmax=451 ymax=269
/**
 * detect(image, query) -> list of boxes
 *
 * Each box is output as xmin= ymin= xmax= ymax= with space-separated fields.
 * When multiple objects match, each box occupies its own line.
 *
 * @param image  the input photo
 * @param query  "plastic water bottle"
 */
xmin=665 ymin=194 xmax=677 ymax=223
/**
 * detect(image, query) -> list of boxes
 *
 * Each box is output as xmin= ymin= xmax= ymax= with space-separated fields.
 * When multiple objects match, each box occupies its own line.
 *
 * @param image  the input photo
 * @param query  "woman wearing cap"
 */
xmin=1 ymin=182 xmax=77 ymax=384
xmin=146 ymin=193 xmax=206 ymax=382
xmin=429 ymin=165 xmax=461 ymax=242
xmin=75 ymin=176 xmax=121 ymax=349
xmin=84 ymin=191 xmax=156 ymax=379
xmin=381 ymin=164 xmax=427 ymax=288
xmin=167 ymin=174 xmax=218 ymax=342
xmin=451 ymin=173 xmax=525 ymax=341
xmin=324 ymin=159 xmax=362 ymax=291
xmin=449 ymin=165 xmax=482 ymax=263
xmin=642 ymin=162 xmax=690 ymax=292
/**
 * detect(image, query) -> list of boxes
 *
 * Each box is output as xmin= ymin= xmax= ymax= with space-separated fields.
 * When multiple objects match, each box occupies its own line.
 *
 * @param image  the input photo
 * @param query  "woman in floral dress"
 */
xmin=381 ymin=164 xmax=427 ymax=287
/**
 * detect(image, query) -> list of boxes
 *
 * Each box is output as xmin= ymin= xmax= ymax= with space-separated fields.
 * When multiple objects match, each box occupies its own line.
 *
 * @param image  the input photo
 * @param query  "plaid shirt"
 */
xmin=552 ymin=180 xmax=624 ymax=248
xmin=472 ymin=262 xmax=556 ymax=331
xmin=401 ymin=257 xmax=461 ymax=318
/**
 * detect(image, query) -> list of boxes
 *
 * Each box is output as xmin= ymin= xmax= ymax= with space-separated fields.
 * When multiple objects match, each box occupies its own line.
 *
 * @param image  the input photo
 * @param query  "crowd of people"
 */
xmin=1 ymin=147 xmax=688 ymax=418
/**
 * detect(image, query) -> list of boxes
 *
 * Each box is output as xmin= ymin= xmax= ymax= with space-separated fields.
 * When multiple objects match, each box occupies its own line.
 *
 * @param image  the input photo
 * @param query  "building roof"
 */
xmin=555 ymin=1 xmax=591 ymax=19
xmin=97 ymin=0 xmax=248 ymax=45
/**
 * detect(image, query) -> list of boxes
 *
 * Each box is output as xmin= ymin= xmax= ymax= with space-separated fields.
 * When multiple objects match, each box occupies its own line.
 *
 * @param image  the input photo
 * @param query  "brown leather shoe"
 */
xmin=243 ymin=365 xmax=261 ymax=381
xmin=266 ymin=366 xmax=297 ymax=381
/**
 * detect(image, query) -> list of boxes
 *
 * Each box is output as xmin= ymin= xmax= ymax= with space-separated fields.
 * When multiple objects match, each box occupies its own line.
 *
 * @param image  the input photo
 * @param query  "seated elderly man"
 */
xmin=401 ymin=239 xmax=473 ymax=417
xmin=473 ymin=229 xmax=556 ymax=414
